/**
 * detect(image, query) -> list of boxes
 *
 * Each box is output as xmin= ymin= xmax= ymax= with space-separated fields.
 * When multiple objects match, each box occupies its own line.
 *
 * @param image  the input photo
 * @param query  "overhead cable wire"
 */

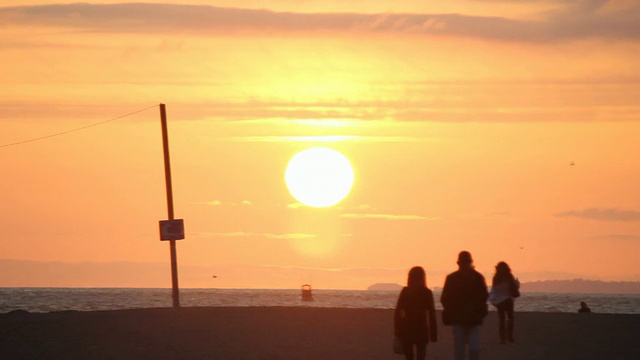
xmin=0 ymin=104 xmax=159 ymax=149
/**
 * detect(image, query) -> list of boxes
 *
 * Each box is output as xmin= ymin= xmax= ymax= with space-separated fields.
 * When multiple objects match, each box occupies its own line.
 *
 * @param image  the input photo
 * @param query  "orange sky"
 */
xmin=0 ymin=1 xmax=639 ymax=289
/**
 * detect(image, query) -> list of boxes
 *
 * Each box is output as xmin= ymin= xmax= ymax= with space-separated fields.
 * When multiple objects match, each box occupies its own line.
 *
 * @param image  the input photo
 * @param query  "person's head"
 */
xmin=580 ymin=301 xmax=588 ymax=308
xmin=493 ymin=261 xmax=513 ymax=284
xmin=456 ymin=251 xmax=474 ymax=269
xmin=407 ymin=266 xmax=427 ymax=288
xmin=495 ymin=261 xmax=511 ymax=276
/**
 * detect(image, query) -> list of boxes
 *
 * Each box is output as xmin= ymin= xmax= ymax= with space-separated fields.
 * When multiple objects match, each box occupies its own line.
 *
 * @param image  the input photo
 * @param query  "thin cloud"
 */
xmin=4 ymin=92 xmax=637 ymax=124
xmin=209 ymin=231 xmax=253 ymax=238
xmin=556 ymin=208 xmax=640 ymax=222
xmin=587 ymin=234 xmax=640 ymax=241
xmin=197 ymin=200 xmax=252 ymax=206
xmin=1 ymin=2 xmax=638 ymax=42
xmin=340 ymin=213 xmax=438 ymax=221
xmin=264 ymin=233 xmax=317 ymax=240
xmin=210 ymin=231 xmax=316 ymax=239
xmin=230 ymin=135 xmax=360 ymax=143
xmin=238 ymin=264 xmax=410 ymax=278
xmin=226 ymin=135 xmax=420 ymax=143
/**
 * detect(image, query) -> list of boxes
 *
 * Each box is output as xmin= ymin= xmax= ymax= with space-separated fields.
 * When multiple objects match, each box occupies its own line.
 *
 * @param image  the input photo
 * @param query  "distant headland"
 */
xmin=520 ymin=279 xmax=640 ymax=294
xmin=367 ymin=283 xmax=403 ymax=291
xmin=367 ymin=279 xmax=640 ymax=294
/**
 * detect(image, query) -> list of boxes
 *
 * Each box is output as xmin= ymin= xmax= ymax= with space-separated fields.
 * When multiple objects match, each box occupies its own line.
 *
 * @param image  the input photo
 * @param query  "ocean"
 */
xmin=1 ymin=288 xmax=638 ymax=314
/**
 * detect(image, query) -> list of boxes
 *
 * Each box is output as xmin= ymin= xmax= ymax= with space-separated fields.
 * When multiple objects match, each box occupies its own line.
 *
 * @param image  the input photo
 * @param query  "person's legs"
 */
xmin=506 ymin=299 xmax=515 ymax=342
xmin=416 ymin=341 xmax=427 ymax=360
xmin=453 ymin=325 xmax=468 ymax=360
xmin=402 ymin=341 xmax=414 ymax=360
xmin=497 ymin=306 xmax=507 ymax=343
xmin=468 ymin=325 xmax=481 ymax=360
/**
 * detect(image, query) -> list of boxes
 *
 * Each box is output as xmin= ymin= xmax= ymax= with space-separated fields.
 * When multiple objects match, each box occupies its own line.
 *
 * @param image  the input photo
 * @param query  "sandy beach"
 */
xmin=1 ymin=307 xmax=638 ymax=359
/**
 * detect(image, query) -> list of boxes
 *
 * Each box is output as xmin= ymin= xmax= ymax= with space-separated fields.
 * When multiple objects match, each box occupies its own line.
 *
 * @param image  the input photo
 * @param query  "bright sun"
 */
xmin=285 ymin=147 xmax=355 ymax=208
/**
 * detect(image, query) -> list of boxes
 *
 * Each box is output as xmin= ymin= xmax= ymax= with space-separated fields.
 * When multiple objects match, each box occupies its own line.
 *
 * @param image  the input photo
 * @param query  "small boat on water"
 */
xmin=301 ymin=284 xmax=313 ymax=301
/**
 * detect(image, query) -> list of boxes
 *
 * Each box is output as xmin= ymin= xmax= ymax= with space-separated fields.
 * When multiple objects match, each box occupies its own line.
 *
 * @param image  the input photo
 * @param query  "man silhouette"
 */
xmin=441 ymin=251 xmax=489 ymax=360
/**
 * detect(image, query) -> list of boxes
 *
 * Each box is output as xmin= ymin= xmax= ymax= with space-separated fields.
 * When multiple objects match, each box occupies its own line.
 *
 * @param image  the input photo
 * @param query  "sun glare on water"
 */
xmin=285 ymin=147 xmax=355 ymax=207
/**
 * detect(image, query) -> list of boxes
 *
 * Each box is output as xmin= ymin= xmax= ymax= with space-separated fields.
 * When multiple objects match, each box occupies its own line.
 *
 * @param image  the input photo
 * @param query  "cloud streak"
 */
xmin=556 ymin=208 xmax=640 ymax=222
xmin=199 ymin=231 xmax=317 ymax=239
xmin=340 ymin=213 xmax=437 ymax=221
xmin=1 ymin=2 xmax=639 ymax=42
xmin=197 ymin=200 xmax=252 ymax=206
xmin=227 ymin=135 xmax=420 ymax=143
xmin=587 ymin=234 xmax=640 ymax=241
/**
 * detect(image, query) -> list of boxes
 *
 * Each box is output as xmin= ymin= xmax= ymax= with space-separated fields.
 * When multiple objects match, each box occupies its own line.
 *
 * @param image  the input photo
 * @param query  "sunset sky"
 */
xmin=1 ymin=0 xmax=639 ymax=289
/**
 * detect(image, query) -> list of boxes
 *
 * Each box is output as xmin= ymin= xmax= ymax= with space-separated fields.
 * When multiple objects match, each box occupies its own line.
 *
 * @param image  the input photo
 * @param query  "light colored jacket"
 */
xmin=489 ymin=279 xmax=520 ymax=306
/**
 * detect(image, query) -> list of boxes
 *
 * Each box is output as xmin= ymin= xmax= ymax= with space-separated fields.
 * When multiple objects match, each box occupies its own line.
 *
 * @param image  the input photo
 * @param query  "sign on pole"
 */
xmin=159 ymin=219 xmax=185 ymax=241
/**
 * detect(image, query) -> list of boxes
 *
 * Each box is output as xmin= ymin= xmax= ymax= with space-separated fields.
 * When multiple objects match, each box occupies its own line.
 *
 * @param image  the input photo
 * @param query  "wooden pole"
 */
xmin=160 ymin=103 xmax=180 ymax=308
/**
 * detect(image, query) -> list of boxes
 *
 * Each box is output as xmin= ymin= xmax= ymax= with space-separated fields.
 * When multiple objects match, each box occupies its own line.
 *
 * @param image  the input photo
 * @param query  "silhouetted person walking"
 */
xmin=394 ymin=266 xmax=438 ymax=360
xmin=441 ymin=251 xmax=488 ymax=360
xmin=488 ymin=261 xmax=520 ymax=344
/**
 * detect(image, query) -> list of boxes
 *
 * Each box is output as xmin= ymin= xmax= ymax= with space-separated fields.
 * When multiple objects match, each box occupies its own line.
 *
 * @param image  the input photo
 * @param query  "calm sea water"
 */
xmin=0 ymin=288 xmax=638 ymax=314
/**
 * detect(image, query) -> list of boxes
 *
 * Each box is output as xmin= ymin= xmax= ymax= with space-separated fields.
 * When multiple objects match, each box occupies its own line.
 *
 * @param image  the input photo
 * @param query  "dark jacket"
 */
xmin=394 ymin=286 xmax=438 ymax=343
xmin=441 ymin=268 xmax=489 ymax=326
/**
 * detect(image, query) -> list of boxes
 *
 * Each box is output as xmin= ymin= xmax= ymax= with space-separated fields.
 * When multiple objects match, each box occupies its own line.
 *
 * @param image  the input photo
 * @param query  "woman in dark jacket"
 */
xmin=394 ymin=266 xmax=438 ymax=360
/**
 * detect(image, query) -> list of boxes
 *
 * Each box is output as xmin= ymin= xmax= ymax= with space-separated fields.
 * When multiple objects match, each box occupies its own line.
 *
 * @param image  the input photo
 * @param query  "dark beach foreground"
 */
xmin=1 ymin=307 xmax=638 ymax=359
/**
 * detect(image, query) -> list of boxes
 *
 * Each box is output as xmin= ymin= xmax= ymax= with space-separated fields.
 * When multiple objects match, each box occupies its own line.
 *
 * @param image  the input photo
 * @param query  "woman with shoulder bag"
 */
xmin=488 ymin=261 xmax=519 ymax=344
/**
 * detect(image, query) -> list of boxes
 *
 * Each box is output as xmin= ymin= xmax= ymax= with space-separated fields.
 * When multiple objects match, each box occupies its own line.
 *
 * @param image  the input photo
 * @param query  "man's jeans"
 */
xmin=453 ymin=325 xmax=481 ymax=360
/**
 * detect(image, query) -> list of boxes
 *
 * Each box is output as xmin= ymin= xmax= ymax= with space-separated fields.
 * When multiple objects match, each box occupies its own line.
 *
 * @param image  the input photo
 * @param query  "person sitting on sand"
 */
xmin=488 ymin=261 xmax=520 ymax=344
xmin=394 ymin=266 xmax=438 ymax=360
xmin=578 ymin=301 xmax=591 ymax=313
